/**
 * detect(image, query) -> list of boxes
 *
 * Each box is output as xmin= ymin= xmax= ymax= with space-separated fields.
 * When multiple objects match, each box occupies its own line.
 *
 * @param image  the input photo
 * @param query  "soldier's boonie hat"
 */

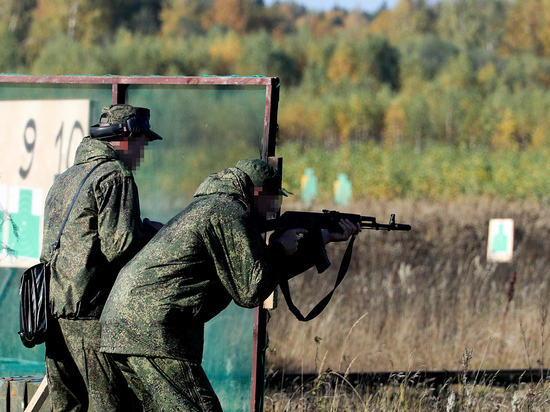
xmin=89 ymin=104 xmax=163 ymax=141
xmin=235 ymin=159 xmax=287 ymax=196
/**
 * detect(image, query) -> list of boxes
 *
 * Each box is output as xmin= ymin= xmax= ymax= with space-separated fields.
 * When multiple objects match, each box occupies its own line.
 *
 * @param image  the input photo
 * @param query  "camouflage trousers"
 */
xmin=45 ymin=318 xmax=138 ymax=411
xmin=111 ymin=354 xmax=223 ymax=412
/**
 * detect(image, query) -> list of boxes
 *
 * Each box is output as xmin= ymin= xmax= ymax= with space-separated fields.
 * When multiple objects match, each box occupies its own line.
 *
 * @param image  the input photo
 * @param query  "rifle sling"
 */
xmin=279 ymin=235 xmax=356 ymax=322
xmin=51 ymin=160 xmax=109 ymax=257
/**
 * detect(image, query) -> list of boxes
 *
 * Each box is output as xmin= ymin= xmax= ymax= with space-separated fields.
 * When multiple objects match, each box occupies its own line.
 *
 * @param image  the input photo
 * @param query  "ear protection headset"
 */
xmin=89 ymin=123 xmax=127 ymax=140
xmin=89 ymin=112 xmax=151 ymax=140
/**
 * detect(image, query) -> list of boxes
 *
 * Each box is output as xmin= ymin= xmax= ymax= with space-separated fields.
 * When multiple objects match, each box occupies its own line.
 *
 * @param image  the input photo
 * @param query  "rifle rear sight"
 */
xmin=321 ymin=210 xmax=411 ymax=231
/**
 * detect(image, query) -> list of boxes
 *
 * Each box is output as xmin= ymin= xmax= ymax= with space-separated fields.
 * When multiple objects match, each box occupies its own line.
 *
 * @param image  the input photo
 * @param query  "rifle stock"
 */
xmin=256 ymin=209 xmax=411 ymax=233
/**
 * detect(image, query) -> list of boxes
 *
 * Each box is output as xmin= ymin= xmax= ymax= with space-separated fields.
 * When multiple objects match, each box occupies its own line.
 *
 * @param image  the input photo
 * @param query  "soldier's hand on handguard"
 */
xmin=322 ymin=219 xmax=361 ymax=244
xmin=270 ymin=228 xmax=308 ymax=256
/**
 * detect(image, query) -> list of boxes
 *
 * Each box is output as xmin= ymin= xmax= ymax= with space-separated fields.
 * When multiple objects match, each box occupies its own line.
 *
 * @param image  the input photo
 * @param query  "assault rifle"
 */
xmin=259 ymin=210 xmax=411 ymax=322
xmin=256 ymin=210 xmax=411 ymax=233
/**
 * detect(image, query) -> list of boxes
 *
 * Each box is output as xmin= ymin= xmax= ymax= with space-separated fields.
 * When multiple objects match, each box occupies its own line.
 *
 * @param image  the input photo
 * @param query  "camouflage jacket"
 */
xmin=100 ymin=166 xmax=324 ymax=362
xmin=41 ymin=138 xmax=148 ymax=319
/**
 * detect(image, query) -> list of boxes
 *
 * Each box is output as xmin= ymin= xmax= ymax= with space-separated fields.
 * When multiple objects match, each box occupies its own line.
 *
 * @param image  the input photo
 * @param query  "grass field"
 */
xmin=263 ymin=196 xmax=550 ymax=410
xmin=264 ymin=373 xmax=550 ymax=411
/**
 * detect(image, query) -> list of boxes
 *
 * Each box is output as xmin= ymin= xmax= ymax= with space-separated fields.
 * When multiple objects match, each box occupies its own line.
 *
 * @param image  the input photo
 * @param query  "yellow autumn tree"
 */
xmin=342 ymin=10 xmax=370 ymax=33
xmin=278 ymin=94 xmax=322 ymax=144
xmin=369 ymin=0 xmax=434 ymax=44
xmin=326 ymin=41 xmax=356 ymax=84
xmin=502 ymin=0 xmax=550 ymax=56
xmin=203 ymin=0 xmax=252 ymax=34
xmin=369 ymin=8 xmax=393 ymax=38
xmin=209 ymin=31 xmax=243 ymax=74
xmin=26 ymin=0 xmax=108 ymax=59
xmin=382 ymin=98 xmax=407 ymax=148
xmin=160 ymin=0 xmax=213 ymax=38
xmin=491 ymin=109 xmax=518 ymax=149
xmin=299 ymin=13 xmax=336 ymax=39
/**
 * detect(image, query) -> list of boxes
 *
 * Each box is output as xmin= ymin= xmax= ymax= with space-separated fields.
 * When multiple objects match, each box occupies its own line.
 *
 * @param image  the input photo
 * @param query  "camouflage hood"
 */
xmin=193 ymin=166 xmax=250 ymax=204
xmin=74 ymin=137 xmax=119 ymax=165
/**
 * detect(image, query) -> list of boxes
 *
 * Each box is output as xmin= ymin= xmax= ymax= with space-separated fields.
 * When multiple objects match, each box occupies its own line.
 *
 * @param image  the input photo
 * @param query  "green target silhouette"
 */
xmin=8 ymin=188 xmax=41 ymax=259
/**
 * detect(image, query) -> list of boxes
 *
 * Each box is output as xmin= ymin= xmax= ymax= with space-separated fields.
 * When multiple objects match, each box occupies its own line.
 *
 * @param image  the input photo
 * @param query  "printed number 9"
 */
xmin=19 ymin=119 xmax=36 ymax=179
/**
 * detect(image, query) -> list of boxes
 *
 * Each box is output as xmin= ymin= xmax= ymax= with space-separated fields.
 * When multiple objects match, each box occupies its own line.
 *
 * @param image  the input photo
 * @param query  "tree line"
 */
xmin=2 ymin=0 xmax=550 ymax=151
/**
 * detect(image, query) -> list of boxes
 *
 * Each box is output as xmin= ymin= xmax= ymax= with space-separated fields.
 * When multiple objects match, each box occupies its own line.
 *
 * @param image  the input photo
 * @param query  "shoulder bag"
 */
xmin=18 ymin=161 xmax=107 ymax=348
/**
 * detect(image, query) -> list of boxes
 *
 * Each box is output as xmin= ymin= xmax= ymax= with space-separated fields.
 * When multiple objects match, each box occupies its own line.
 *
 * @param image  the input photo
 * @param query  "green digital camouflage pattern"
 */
xmin=45 ymin=318 xmax=137 ymax=412
xmin=100 ymin=165 xmax=320 ymax=362
xmin=113 ymin=355 xmax=223 ymax=412
xmin=41 ymin=137 xmax=148 ymax=319
xmin=100 ymin=104 xmax=146 ymax=124
xmin=41 ymin=137 xmax=151 ymax=411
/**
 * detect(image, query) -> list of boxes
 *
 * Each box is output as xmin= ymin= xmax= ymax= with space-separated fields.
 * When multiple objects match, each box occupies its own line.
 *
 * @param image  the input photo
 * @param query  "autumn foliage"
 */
xmin=2 ymin=0 xmax=550 ymax=153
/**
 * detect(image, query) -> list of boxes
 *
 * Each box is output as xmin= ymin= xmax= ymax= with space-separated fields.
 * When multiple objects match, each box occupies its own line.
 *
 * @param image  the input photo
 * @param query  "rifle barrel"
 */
xmin=359 ymin=214 xmax=411 ymax=231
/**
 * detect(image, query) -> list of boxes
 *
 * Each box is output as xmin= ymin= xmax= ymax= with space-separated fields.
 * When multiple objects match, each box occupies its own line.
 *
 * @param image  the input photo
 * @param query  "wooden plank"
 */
xmin=0 ymin=379 xmax=9 ymax=412
xmin=24 ymin=378 xmax=48 ymax=412
xmin=9 ymin=380 xmax=25 ymax=412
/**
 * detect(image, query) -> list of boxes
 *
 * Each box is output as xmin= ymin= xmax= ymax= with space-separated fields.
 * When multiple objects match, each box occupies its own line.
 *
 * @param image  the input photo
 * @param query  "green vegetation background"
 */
xmin=3 ymin=0 xmax=550 ymax=201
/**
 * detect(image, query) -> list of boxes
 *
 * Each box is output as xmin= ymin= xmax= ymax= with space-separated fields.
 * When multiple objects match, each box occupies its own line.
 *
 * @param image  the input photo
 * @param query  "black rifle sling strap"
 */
xmin=51 ymin=160 xmax=109 ymax=254
xmin=279 ymin=235 xmax=356 ymax=322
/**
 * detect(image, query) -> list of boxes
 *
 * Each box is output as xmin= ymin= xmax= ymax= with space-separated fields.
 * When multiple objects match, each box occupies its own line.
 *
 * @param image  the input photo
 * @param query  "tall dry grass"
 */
xmin=266 ymin=197 xmax=550 ymax=375
xmin=264 ymin=365 xmax=550 ymax=411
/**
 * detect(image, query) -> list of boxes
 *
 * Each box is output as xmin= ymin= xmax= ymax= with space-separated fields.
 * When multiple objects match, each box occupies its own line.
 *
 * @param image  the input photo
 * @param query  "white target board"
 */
xmin=0 ymin=100 xmax=91 ymax=267
xmin=487 ymin=218 xmax=514 ymax=263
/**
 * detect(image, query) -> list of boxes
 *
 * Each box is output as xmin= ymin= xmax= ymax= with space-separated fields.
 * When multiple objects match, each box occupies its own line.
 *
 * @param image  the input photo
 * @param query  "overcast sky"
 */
xmin=263 ymin=0 xmax=400 ymax=13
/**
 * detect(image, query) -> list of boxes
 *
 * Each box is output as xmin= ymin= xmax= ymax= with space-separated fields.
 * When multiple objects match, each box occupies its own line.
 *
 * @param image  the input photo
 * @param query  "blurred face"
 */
xmin=251 ymin=187 xmax=282 ymax=219
xmin=109 ymin=134 xmax=149 ymax=170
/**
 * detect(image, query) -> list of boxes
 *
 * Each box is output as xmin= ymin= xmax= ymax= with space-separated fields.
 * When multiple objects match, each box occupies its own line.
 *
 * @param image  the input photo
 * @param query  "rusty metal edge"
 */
xmin=0 ymin=74 xmax=276 ymax=86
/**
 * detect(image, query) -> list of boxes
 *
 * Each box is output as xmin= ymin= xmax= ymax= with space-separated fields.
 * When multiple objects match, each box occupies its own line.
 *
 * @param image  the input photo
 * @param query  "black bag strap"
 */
xmin=279 ymin=235 xmax=356 ymax=322
xmin=49 ymin=161 xmax=108 ymax=259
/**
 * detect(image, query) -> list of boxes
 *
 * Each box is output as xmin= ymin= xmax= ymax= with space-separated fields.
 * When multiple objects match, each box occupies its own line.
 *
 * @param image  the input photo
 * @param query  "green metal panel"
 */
xmin=0 ymin=267 xmax=45 ymax=377
xmin=127 ymin=83 xmax=267 ymax=222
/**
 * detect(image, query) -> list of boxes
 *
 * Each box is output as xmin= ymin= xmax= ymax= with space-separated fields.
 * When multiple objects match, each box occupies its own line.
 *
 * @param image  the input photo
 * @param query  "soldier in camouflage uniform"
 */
xmin=41 ymin=104 xmax=163 ymax=411
xmin=100 ymin=158 xmax=360 ymax=411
